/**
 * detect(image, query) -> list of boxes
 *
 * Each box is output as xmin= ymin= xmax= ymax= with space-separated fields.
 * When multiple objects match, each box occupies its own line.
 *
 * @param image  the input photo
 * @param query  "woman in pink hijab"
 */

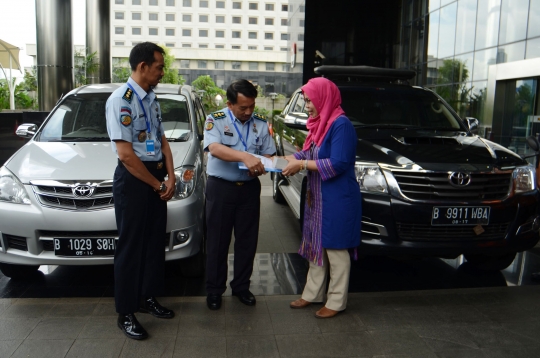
xmin=282 ymin=77 xmax=362 ymax=318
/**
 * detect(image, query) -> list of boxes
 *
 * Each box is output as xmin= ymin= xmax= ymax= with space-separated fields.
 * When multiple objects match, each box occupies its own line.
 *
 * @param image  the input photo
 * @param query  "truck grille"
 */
xmin=392 ymin=171 xmax=512 ymax=201
xmin=31 ymin=181 xmax=114 ymax=211
xmin=397 ymin=222 xmax=509 ymax=241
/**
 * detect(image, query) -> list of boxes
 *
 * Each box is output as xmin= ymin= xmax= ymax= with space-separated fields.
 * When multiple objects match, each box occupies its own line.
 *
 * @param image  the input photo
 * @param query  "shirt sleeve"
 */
xmin=259 ymin=123 xmax=276 ymax=155
xmin=293 ymin=150 xmax=308 ymax=160
xmin=203 ymin=115 xmax=222 ymax=152
xmin=106 ymin=96 xmax=134 ymax=142
xmin=316 ymin=118 xmax=357 ymax=181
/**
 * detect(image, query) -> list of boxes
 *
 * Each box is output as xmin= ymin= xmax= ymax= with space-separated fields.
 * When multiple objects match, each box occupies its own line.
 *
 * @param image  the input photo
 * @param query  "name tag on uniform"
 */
xmin=146 ymin=140 xmax=155 ymax=156
xmin=224 ymin=132 xmax=233 ymax=137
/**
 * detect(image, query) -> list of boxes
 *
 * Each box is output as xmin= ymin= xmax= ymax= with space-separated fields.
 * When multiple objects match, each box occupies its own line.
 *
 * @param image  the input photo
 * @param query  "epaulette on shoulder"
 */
xmin=122 ymin=88 xmax=133 ymax=103
xmin=253 ymin=113 xmax=267 ymax=122
xmin=211 ymin=111 xmax=226 ymax=120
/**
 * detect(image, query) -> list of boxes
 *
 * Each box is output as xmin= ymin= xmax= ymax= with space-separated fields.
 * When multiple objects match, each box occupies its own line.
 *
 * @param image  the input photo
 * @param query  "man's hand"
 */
xmin=242 ymin=152 xmax=266 ymax=176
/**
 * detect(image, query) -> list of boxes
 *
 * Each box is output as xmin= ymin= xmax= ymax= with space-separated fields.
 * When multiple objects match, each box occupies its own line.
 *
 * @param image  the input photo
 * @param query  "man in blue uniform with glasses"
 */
xmin=204 ymin=79 xmax=276 ymax=310
xmin=106 ymin=42 xmax=176 ymax=340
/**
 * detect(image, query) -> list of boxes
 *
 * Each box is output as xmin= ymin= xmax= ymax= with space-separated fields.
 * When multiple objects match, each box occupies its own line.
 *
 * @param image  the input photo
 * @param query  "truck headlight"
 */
xmin=513 ymin=166 xmax=536 ymax=193
xmin=171 ymin=157 xmax=200 ymax=200
xmin=355 ymin=163 xmax=389 ymax=194
xmin=0 ymin=166 xmax=31 ymax=204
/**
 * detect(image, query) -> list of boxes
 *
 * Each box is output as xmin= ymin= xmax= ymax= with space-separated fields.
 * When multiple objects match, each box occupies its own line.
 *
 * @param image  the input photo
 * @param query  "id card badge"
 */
xmin=146 ymin=140 xmax=156 ymax=156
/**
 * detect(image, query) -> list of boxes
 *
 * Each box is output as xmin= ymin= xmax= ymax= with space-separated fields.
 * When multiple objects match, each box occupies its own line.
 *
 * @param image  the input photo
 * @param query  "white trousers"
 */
xmin=301 ymin=249 xmax=351 ymax=311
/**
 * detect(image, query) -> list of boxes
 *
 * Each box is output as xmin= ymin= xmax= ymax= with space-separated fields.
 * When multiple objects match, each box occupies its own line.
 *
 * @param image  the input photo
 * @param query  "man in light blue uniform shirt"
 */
xmin=204 ymin=79 xmax=276 ymax=310
xmin=105 ymin=42 xmax=176 ymax=341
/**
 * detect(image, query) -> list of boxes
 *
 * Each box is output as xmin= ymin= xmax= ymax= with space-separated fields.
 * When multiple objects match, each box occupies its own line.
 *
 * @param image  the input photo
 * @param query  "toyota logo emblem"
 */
xmin=73 ymin=185 xmax=94 ymax=197
xmin=448 ymin=172 xmax=471 ymax=187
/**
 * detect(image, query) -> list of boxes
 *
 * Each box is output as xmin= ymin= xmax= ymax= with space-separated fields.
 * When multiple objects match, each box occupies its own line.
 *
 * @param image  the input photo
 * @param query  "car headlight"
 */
xmin=171 ymin=157 xmax=200 ymax=200
xmin=355 ymin=163 xmax=389 ymax=194
xmin=0 ymin=166 xmax=31 ymax=204
xmin=513 ymin=165 xmax=536 ymax=193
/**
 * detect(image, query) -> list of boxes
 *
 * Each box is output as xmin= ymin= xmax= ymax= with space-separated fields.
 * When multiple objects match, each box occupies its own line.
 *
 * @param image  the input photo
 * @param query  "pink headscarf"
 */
xmin=301 ymin=77 xmax=345 ymax=150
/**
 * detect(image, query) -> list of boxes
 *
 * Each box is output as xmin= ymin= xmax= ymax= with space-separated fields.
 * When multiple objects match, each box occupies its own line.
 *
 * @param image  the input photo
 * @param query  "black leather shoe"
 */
xmin=207 ymin=293 xmax=222 ymax=310
xmin=139 ymin=296 xmax=175 ymax=319
xmin=232 ymin=290 xmax=256 ymax=306
xmin=117 ymin=313 xmax=148 ymax=340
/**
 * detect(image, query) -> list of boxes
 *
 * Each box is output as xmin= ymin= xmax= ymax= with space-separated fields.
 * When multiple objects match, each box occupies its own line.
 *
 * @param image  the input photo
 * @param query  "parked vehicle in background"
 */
xmin=272 ymin=66 xmax=540 ymax=271
xmin=0 ymin=83 xmax=207 ymax=278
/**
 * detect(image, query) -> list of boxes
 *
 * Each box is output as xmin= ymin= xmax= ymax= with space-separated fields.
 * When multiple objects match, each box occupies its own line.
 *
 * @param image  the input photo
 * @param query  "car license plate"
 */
xmin=431 ymin=206 xmax=490 ymax=226
xmin=54 ymin=238 xmax=116 ymax=257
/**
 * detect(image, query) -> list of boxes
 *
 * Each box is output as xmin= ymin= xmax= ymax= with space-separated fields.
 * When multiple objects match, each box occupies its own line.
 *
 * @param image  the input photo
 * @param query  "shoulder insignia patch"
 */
xmin=120 ymin=115 xmax=132 ymax=127
xmin=211 ymin=111 xmax=226 ymax=120
xmin=205 ymin=121 xmax=214 ymax=131
xmin=120 ymin=106 xmax=131 ymax=115
xmin=253 ymin=113 xmax=267 ymax=122
xmin=122 ymin=88 xmax=133 ymax=103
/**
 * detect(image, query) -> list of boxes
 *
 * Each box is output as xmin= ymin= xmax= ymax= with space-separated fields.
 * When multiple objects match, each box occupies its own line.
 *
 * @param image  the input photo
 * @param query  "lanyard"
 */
xmin=228 ymin=109 xmax=250 ymax=151
xmin=127 ymin=82 xmax=151 ymax=135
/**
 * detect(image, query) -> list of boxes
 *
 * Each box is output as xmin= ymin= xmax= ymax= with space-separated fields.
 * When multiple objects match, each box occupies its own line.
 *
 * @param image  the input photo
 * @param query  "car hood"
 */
xmin=5 ymin=141 xmax=191 ymax=183
xmin=355 ymin=129 xmax=527 ymax=170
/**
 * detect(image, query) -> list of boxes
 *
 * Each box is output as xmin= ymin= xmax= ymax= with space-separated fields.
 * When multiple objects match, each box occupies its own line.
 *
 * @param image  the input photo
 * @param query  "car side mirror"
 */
xmin=527 ymin=135 xmax=540 ymax=152
xmin=465 ymin=117 xmax=479 ymax=135
xmin=16 ymin=123 xmax=37 ymax=139
xmin=283 ymin=112 xmax=308 ymax=129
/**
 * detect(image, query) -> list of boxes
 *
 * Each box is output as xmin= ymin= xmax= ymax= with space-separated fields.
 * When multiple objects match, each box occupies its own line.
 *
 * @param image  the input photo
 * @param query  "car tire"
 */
xmin=272 ymin=172 xmax=286 ymax=204
xmin=0 ymin=263 xmax=40 ymax=279
xmin=464 ymin=252 xmax=517 ymax=271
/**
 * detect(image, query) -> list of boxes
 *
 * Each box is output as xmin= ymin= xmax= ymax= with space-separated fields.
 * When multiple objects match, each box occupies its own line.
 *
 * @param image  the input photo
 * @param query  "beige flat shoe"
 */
xmin=290 ymin=298 xmax=311 ymax=309
xmin=315 ymin=306 xmax=341 ymax=318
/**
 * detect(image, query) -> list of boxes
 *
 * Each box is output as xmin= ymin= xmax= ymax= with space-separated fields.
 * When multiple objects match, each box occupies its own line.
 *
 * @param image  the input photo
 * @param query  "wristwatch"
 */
xmin=156 ymin=182 xmax=167 ymax=193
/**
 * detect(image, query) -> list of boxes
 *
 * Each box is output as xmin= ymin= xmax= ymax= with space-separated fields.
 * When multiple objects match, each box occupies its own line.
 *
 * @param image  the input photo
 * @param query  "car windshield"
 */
xmin=338 ymin=86 xmax=465 ymax=131
xmin=37 ymin=93 xmax=192 ymax=142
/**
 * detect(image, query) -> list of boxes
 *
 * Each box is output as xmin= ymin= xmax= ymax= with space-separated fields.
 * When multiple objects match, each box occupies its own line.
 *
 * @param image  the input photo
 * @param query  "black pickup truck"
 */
xmin=271 ymin=66 xmax=540 ymax=271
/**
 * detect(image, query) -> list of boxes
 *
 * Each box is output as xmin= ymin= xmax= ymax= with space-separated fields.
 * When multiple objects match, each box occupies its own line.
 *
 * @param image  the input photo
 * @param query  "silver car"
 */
xmin=0 ymin=84 xmax=206 ymax=278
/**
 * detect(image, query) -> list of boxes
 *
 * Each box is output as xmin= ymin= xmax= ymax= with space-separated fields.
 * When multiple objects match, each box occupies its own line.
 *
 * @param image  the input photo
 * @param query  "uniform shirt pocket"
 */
xmin=133 ymin=117 xmax=147 ymax=131
xmin=222 ymin=134 xmax=240 ymax=147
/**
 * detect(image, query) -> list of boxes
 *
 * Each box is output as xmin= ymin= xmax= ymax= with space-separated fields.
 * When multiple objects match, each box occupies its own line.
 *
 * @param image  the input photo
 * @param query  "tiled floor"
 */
xmin=1 ymin=175 xmax=540 ymax=357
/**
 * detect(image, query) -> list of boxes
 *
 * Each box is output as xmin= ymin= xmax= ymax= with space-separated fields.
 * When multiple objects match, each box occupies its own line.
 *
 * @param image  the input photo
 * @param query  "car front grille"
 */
xmin=3 ymin=234 xmax=28 ymax=251
xmin=392 ymin=171 xmax=512 ymax=201
xmin=31 ymin=181 xmax=114 ymax=211
xmin=396 ymin=222 xmax=510 ymax=241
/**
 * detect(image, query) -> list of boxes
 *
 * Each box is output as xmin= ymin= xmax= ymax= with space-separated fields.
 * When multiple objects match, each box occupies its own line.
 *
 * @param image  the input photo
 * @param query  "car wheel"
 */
xmin=0 ymin=263 xmax=40 ymax=279
xmin=272 ymin=172 xmax=286 ymax=204
xmin=464 ymin=252 xmax=517 ymax=271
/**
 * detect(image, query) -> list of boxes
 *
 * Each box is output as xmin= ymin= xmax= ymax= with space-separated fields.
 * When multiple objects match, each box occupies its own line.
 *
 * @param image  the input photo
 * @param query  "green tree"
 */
xmin=159 ymin=45 xmax=185 ymax=85
xmin=74 ymin=49 xmax=100 ymax=87
xmin=20 ymin=68 xmax=37 ymax=92
xmin=435 ymin=59 xmax=472 ymax=115
xmin=0 ymin=79 xmax=36 ymax=110
xmin=112 ymin=58 xmax=131 ymax=83
xmin=191 ymin=75 xmax=226 ymax=113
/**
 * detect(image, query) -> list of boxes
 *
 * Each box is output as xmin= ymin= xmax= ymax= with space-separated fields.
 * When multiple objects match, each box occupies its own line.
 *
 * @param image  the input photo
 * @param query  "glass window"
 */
xmin=233 ymin=16 xmax=241 ymax=24
xmin=149 ymin=28 xmax=158 ymax=35
xmin=149 ymin=13 xmax=158 ymax=20
xmin=299 ymin=19 xmax=305 ymax=27
xmin=232 ymin=61 xmax=241 ymax=69
xmin=282 ymin=64 xmax=289 ymax=71
xmin=281 ymin=33 xmax=289 ymax=40
xmin=475 ymin=0 xmax=501 ymax=50
xmin=182 ymin=29 xmax=192 ymax=36
xmin=183 ymin=0 xmax=191 ymax=6
xmin=232 ymin=31 xmax=241 ymax=38
xmin=216 ymin=1 xmax=225 ymax=8
xmin=115 ymin=12 xmax=124 ymax=19
xmin=281 ymin=19 xmax=287 ymax=26
xmin=200 ymin=0 xmax=208 ymax=7
xmin=266 ymin=3 xmax=274 ymax=10
xmin=249 ymin=17 xmax=258 ymax=24
xmin=216 ymin=15 xmax=225 ymax=23
xmin=233 ymin=2 xmax=241 ymax=9
xmin=200 ymin=14 xmax=208 ymax=22
xmin=165 ymin=43 xmax=174 ymax=47
xmin=282 ymin=4 xmax=288 ymax=11
xmin=232 ymin=45 xmax=241 ymax=49
xmin=248 ymin=45 xmax=257 ymax=50
xmin=198 ymin=60 xmax=207 ymax=69
xmin=215 ymin=61 xmax=224 ymax=69
xmin=115 ymin=41 xmax=125 ymax=46
xmin=132 ymin=12 xmax=142 ymax=20
xmin=528 ymin=0 xmax=540 ymax=38
xmin=182 ymin=43 xmax=191 ymax=47
xmin=115 ymin=27 xmax=124 ymax=34
xmin=132 ymin=42 xmax=141 ymax=45
xmin=216 ymin=44 xmax=225 ymax=48
xmin=265 ymin=18 xmax=274 ymax=25
xmin=132 ymin=27 xmax=141 ymax=35
xmin=266 ymin=63 xmax=275 ymax=71
xmin=427 ymin=10 xmax=439 ymax=60
xmin=437 ymin=2 xmax=457 ymax=59
xmin=499 ymin=0 xmax=528 ymax=45
xmin=455 ymin=0 xmax=477 ymax=55
xmin=166 ymin=14 xmax=175 ymax=21
xmin=473 ymin=47 xmax=497 ymax=81
xmin=166 ymin=0 xmax=175 ymax=5
xmin=183 ymin=14 xmax=192 ymax=21
xmin=299 ymin=5 xmax=305 ymax=12
xmin=429 ymin=0 xmax=440 ymax=12
xmin=265 ymin=33 xmax=273 ymax=40
xmin=280 ymin=47 xmax=288 ymax=51
xmin=526 ymin=37 xmax=540 ymax=59
xmin=298 ymin=34 xmax=304 ymax=41
xmin=180 ymin=60 xmax=190 ymax=68
xmin=496 ymin=41 xmax=526 ymax=63
xmin=216 ymin=30 xmax=225 ymax=38
xmin=166 ymin=28 xmax=175 ymax=36
xmin=132 ymin=0 xmax=141 ymax=4
xmin=249 ymin=62 xmax=258 ymax=70
xmin=199 ymin=29 xmax=208 ymax=37
xmin=149 ymin=0 xmax=158 ymax=5
xmin=115 ymin=0 xmax=124 ymax=3
xmin=264 ymin=46 xmax=273 ymax=50
xmin=249 ymin=3 xmax=258 ymax=9
xmin=454 ymin=52 xmax=474 ymax=85
xmin=249 ymin=32 xmax=257 ymax=39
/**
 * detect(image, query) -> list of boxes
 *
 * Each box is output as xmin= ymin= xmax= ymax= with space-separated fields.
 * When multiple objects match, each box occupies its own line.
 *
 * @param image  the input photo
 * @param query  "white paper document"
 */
xmin=238 ymin=154 xmax=288 ymax=172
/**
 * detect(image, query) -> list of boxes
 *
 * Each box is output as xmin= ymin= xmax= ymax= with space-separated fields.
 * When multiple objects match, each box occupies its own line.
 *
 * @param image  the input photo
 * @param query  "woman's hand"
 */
xmin=282 ymin=158 xmax=302 ymax=176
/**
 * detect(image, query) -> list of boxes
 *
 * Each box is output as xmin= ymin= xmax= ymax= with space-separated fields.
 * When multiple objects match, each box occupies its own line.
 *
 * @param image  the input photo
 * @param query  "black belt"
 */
xmin=118 ymin=159 xmax=164 ymax=170
xmin=208 ymin=176 xmax=255 ymax=186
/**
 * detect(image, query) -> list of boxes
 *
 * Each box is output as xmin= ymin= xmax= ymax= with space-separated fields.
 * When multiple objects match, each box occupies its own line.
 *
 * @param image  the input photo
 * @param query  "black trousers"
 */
xmin=205 ymin=176 xmax=261 ymax=294
xmin=113 ymin=162 xmax=167 ymax=314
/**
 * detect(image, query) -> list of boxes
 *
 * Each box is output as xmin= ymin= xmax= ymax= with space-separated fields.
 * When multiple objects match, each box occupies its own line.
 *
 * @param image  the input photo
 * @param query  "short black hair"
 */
xmin=129 ymin=42 xmax=165 ymax=71
xmin=226 ymin=79 xmax=258 ymax=104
